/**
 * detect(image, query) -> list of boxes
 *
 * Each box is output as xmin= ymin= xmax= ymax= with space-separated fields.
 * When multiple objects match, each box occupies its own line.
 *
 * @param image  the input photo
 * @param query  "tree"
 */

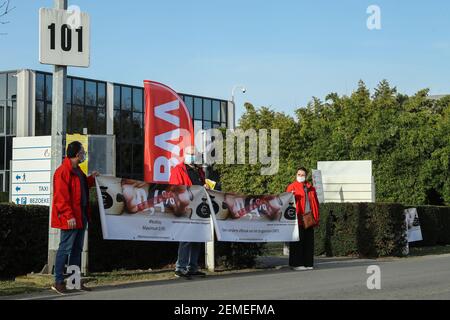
xmin=0 ymin=0 xmax=15 ymax=36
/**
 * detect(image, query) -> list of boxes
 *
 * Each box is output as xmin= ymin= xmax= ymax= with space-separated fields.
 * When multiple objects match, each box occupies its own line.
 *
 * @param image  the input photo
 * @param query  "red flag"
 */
xmin=144 ymin=80 xmax=194 ymax=183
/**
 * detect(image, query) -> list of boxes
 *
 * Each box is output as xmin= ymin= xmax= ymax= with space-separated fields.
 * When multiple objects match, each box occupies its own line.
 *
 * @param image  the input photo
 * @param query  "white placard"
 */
xmin=39 ymin=8 xmax=90 ymax=67
xmin=12 ymin=136 xmax=52 ymax=207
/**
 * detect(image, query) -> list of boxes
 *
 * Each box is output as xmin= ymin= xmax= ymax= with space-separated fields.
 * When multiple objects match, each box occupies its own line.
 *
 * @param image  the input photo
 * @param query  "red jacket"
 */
xmin=169 ymin=163 xmax=205 ymax=186
xmin=286 ymin=181 xmax=320 ymax=227
xmin=51 ymin=157 xmax=95 ymax=230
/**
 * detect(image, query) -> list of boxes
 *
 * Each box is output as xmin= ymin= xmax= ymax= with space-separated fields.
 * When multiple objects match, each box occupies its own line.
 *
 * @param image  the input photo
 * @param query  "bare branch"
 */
xmin=0 ymin=0 xmax=15 ymax=36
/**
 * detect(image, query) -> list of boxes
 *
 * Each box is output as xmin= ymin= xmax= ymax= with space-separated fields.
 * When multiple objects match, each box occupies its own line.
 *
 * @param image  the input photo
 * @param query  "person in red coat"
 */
xmin=169 ymin=146 xmax=209 ymax=279
xmin=51 ymin=141 xmax=99 ymax=294
xmin=286 ymin=167 xmax=320 ymax=271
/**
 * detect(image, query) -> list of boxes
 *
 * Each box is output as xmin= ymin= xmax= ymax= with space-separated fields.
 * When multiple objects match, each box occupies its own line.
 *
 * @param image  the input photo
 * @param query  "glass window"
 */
xmin=114 ymin=110 xmax=120 ymax=135
xmin=35 ymin=101 xmax=45 ymax=136
xmin=0 ymin=101 xmax=5 ymax=134
xmin=71 ymin=105 xmax=84 ymax=134
xmin=133 ymin=88 xmax=143 ymax=112
xmin=45 ymin=74 xmax=53 ymax=102
xmin=121 ymin=143 xmax=132 ymax=175
xmin=203 ymin=99 xmax=212 ymax=121
xmin=36 ymin=73 xmax=45 ymax=101
xmin=6 ymin=136 xmax=12 ymax=170
xmin=45 ymin=103 xmax=52 ymax=135
xmin=98 ymin=82 xmax=106 ymax=108
xmin=97 ymin=108 xmax=106 ymax=134
xmin=221 ymin=102 xmax=227 ymax=124
xmin=194 ymin=98 xmax=202 ymax=119
xmin=121 ymin=111 xmax=132 ymax=140
xmin=65 ymin=78 xmax=72 ymax=104
xmin=121 ymin=87 xmax=132 ymax=111
xmin=73 ymin=79 xmax=84 ymax=105
xmin=8 ymin=73 xmax=17 ymax=101
xmin=86 ymin=107 xmax=97 ymax=134
xmin=86 ymin=81 xmax=97 ymax=106
xmin=114 ymin=85 xmax=121 ymax=110
xmin=0 ymin=137 xmax=5 ymax=170
xmin=65 ymin=104 xmax=72 ymax=134
xmin=213 ymin=122 xmax=221 ymax=129
xmin=212 ymin=100 xmax=220 ymax=122
xmin=0 ymin=74 xmax=6 ymax=100
xmin=6 ymin=103 xmax=12 ymax=135
xmin=133 ymin=113 xmax=143 ymax=142
xmin=132 ymin=144 xmax=143 ymax=174
xmin=184 ymin=96 xmax=193 ymax=118
xmin=203 ymin=121 xmax=212 ymax=130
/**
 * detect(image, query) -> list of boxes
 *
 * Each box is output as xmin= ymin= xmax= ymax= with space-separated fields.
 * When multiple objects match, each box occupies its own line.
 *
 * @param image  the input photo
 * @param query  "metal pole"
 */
xmin=44 ymin=0 xmax=68 ymax=275
xmin=202 ymin=130 xmax=215 ymax=272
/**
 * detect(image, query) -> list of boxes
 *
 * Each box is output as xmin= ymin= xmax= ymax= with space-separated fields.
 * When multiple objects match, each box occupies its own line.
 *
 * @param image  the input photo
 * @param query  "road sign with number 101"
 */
xmin=39 ymin=8 xmax=90 ymax=67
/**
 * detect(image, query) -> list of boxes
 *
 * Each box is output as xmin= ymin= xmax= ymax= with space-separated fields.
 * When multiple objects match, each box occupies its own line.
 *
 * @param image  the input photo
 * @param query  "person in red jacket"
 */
xmin=169 ymin=146 xmax=209 ymax=279
xmin=286 ymin=167 xmax=320 ymax=271
xmin=51 ymin=141 xmax=99 ymax=294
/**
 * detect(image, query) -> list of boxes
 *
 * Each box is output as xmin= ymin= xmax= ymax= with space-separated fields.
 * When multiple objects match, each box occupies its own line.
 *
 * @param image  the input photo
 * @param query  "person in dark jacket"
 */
xmin=51 ymin=141 xmax=99 ymax=294
xmin=169 ymin=146 xmax=209 ymax=279
xmin=286 ymin=167 xmax=320 ymax=271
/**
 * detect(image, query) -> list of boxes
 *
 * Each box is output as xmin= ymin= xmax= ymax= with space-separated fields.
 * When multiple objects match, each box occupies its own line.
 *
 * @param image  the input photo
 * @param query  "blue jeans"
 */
xmin=54 ymin=215 xmax=87 ymax=284
xmin=176 ymin=242 xmax=201 ymax=273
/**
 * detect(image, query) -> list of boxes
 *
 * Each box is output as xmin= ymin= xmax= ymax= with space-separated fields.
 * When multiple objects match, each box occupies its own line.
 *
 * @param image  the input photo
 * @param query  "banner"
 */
xmin=405 ymin=208 xmax=423 ymax=243
xmin=207 ymin=190 xmax=299 ymax=242
xmin=143 ymin=80 xmax=194 ymax=184
xmin=95 ymin=176 xmax=212 ymax=242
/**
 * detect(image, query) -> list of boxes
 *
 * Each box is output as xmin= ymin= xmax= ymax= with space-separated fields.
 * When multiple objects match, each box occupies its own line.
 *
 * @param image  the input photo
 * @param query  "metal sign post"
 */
xmin=46 ymin=0 xmax=68 ymax=275
xmin=39 ymin=0 xmax=91 ymax=275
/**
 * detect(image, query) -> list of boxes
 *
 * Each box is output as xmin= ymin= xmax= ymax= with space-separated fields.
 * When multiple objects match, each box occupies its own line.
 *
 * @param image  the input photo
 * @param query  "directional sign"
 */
xmin=12 ymin=136 xmax=52 ymax=207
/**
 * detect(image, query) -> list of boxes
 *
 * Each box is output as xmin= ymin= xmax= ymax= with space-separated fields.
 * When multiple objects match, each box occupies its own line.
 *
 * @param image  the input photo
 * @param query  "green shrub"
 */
xmin=315 ymin=203 xmax=406 ymax=258
xmin=0 ymin=204 xmax=49 ymax=279
xmin=0 ymin=192 xmax=9 ymax=203
xmin=409 ymin=206 xmax=450 ymax=247
xmin=215 ymin=242 xmax=265 ymax=269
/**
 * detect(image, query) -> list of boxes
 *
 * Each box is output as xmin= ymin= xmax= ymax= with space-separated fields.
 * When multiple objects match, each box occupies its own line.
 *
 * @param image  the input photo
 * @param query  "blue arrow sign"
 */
xmin=16 ymin=186 xmax=21 ymax=192
xmin=16 ymin=175 xmax=21 ymax=181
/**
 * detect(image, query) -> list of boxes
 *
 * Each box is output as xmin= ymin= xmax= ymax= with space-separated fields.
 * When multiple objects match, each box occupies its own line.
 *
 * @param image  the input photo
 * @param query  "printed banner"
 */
xmin=143 ymin=80 xmax=194 ymax=184
xmin=207 ymin=190 xmax=299 ymax=242
xmin=405 ymin=208 xmax=423 ymax=243
xmin=66 ymin=134 xmax=88 ymax=175
xmin=95 ymin=176 xmax=212 ymax=242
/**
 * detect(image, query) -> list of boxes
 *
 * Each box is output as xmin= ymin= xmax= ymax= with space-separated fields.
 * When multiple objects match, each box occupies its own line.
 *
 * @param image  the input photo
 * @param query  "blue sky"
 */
xmin=1 ymin=0 xmax=449 ymax=120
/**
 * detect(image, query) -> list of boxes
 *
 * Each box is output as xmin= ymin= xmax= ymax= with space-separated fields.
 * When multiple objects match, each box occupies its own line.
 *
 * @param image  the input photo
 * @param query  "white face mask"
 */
xmin=78 ymin=152 xmax=86 ymax=164
xmin=297 ymin=177 xmax=306 ymax=183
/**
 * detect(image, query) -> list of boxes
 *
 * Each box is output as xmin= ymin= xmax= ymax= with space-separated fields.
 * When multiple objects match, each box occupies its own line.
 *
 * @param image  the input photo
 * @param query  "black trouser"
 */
xmin=289 ymin=227 xmax=315 ymax=267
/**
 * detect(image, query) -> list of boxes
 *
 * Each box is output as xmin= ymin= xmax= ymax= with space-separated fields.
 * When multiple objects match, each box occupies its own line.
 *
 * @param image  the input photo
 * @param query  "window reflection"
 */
xmin=73 ymin=79 xmax=84 ymax=105
xmin=133 ymin=88 xmax=143 ymax=112
xmin=86 ymin=81 xmax=97 ymax=106
xmin=194 ymin=98 xmax=202 ymax=119
xmin=0 ymin=74 xmax=6 ymax=100
xmin=98 ymin=83 xmax=106 ymax=108
xmin=45 ymin=75 xmax=53 ymax=102
xmin=121 ymin=87 xmax=132 ymax=111
xmin=203 ymin=99 xmax=212 ymax=121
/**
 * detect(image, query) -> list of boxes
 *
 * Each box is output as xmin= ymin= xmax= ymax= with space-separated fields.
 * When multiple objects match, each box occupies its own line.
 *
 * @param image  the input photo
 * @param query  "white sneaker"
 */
xmin=292 ymin=266 xmax=308 ymax=271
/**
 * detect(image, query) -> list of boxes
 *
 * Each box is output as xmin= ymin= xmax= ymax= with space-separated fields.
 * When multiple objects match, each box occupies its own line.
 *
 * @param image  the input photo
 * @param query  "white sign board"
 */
xmin=317 ymin=161 xmax=375 ymax=203
xmin=11 ymin=136 xmax=52 ymax=206
xmin=312 ymin=170 xmax=325 ymax=204
xmin=39 ymin=8 xmax=90 ymax=67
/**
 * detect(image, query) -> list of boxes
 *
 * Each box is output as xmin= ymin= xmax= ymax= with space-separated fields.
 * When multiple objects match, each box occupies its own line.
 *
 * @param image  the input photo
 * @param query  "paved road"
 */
xmin=11 ymin=254 xmax=450 ymax=300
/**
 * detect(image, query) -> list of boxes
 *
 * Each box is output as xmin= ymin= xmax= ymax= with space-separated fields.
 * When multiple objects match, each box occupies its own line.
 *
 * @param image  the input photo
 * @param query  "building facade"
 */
xmin=0 ymin=69 xmax=234 ymax=194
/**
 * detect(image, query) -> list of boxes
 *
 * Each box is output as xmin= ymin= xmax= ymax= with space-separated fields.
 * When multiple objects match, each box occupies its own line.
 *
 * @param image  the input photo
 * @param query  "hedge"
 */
xmin=0 ymin=204 xmax=49 ymax=279
xmin=1 ymin=201 xmax=449 ymax=279
xmin=0 ymin=192 xmax=9 ymax=203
